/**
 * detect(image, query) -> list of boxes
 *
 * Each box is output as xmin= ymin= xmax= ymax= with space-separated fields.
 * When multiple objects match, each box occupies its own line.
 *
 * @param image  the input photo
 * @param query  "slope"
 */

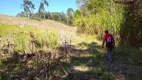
xmin=0 ymin=14 xmax=77 ymax=32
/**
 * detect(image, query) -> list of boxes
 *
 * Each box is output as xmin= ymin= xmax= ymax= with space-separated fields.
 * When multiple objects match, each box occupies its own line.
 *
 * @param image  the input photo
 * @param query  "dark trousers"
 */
xmin=106 ymin=47 xmax=112 ymax=62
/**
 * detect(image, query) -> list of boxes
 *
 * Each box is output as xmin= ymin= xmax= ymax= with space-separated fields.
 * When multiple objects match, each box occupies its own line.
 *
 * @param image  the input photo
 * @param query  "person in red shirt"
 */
xmin=102 ymin=30 xmax=115 ymax=62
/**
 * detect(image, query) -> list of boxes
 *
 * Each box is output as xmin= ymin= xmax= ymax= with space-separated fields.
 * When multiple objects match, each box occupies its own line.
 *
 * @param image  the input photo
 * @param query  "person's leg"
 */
xmin=107 ymin=47 xmax=112 ymax=62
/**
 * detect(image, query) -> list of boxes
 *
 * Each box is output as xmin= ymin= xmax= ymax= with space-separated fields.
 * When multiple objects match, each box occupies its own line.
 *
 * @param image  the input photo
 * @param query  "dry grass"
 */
xmin=0 ymin=14 xmax=77 ymax=32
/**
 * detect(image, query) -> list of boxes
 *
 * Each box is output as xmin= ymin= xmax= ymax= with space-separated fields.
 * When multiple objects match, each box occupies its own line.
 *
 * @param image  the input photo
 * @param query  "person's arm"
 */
xmin=102 ymin=36 xmax=105 ymax=48
xmin=102 ymin=40 xmax=105 ymax=48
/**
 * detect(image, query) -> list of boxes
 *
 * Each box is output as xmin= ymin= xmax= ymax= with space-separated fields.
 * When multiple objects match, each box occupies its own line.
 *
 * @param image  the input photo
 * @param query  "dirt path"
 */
xmin=59 ymin=43 xmax=142 ymax=80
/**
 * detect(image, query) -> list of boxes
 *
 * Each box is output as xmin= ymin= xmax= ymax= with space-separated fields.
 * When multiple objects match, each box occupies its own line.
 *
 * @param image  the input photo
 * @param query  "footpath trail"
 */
xmin=59 ymin=40 xmax=142 ymax=80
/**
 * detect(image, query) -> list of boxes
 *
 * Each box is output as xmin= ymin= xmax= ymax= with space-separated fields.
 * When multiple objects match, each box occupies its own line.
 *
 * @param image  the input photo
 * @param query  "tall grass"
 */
xmin=0 ymin=23 xmax=58 ymax=53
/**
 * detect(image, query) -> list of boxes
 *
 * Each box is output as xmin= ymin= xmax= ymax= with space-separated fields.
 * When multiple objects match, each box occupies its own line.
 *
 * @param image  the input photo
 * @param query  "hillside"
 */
xmin=0 ymin=14 xmax=79 ymax=45
xmin=0 ymin=14 xmax=77 ymax=32
xmin=0 ymin=14 xmax=101 ymax=45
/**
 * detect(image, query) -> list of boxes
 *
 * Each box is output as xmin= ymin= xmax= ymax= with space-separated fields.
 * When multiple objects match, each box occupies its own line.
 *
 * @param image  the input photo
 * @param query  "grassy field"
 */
xmin=0 ymin=14 xmax=76 ymax=32
xmin=0 ymin=15 xmax=142 ymax=80
xmin=0 ymin=23 xmax=58 ymax=53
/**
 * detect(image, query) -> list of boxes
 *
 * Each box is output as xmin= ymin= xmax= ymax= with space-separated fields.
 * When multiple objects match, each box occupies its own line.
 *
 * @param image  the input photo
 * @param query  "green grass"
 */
xmin=0 ymin=23 xmax=60 ymax=79
xmin=72 ymin=34 xmax=101 ymax=47
xmin=112 ymin=46 xmax=142 ymax=65
xmin=0 ymin=23 xmax=58 ymax=53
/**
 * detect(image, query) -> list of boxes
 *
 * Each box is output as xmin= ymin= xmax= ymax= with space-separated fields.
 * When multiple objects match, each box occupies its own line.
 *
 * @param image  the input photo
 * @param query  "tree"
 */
xmin=67 ymin=8 xmax=74 ymax=25
xmin=38 ymin=0 xmax=49 ymax=19
xmin=45 ymin=12 xmax=52 ymax=19
xmin=73 ymin=0 xmax=124 ymax=36
xmin=120 ymin=0 xmax=142 ymax=47
xmin=76 ymin=0 xmax=87 ymax=16
xmin=76 ymin=0 xmax=86 ymax=7
xmin=21 ymin=0 xmax=35 ymax=18
xmin=59 ymin=12 xmax=68 ymax=24
xmin=16 ymin=11 xmax=27 ymax=17
xmin=67 ymin=8 xmax=74 ymax=17
xmin=50 ymin=12 xmax=60 ymax=21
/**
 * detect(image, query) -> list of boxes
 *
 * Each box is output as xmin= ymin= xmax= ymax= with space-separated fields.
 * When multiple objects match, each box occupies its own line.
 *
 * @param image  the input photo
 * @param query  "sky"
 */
xmin=0 ymin=0 xmax=78 ymax=16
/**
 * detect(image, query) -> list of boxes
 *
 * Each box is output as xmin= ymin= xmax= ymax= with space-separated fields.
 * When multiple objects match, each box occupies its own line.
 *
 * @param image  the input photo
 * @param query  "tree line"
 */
xmin=17 ymin=0 xmax=74 ymax=26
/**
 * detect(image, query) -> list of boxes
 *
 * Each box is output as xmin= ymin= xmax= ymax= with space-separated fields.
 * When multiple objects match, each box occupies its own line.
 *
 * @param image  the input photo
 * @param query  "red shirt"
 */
xmin=103 ymin=33 xmax=113 ymax=44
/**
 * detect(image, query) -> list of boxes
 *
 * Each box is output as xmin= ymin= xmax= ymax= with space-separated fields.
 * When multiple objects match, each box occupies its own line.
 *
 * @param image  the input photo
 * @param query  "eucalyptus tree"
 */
xmin=38 ymin=0 xmax=49 ymax=19
xmin=21 ymin=0 xmax=35 ymax=18
xmin=67 ymin=8 xmax=74 ymax=25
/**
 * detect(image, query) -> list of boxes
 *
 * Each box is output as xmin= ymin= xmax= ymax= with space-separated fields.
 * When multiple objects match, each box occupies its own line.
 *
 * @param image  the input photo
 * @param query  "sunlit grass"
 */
xmin=0 ymin=23 xmax=58 ymax=53
xmin=73 ymin=65 xmax=91 ymax=72
xmin=72 ymin=34 xmax=101 ymax=48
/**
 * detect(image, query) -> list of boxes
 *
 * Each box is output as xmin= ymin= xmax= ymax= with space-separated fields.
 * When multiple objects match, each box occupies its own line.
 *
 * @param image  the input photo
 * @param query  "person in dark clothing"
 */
xmin=102 ymin=30 xmax=115 ymax=62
